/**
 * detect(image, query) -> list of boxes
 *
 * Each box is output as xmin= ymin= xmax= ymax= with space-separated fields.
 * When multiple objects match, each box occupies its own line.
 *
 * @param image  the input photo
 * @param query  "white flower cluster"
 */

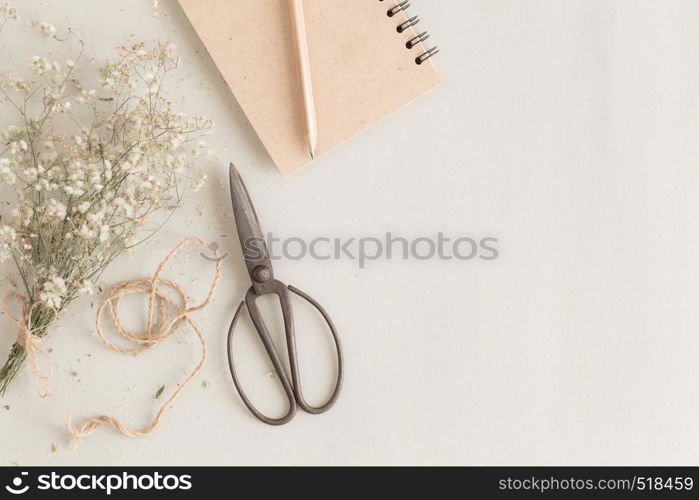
xmin=39 ymin=21 xmax=56 ymax=37
xmin=38 ymin=276 xmax=67 ymax=309
xmin=0 ymin=158 xmax=17 ymax=185
xmin=0 ymin=29 xmax=213 ymax=311
xmin=1 ymin=2 xmax=18 ymax=21
xmin=0 ymin=225 xmax=16 ymax=264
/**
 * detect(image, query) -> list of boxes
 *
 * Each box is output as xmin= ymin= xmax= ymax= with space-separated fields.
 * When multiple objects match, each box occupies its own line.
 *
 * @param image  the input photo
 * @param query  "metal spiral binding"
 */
xmin=387 ymin=1 xmax=411 ymax=17
xmin=415 ymin=46 xmax=439 ymax=65
xmin=396 ymin=15 xmax=419 ymax=33
xmin=406 ymin=31 xmax=429 ymax=49
xmin=381 ymin=0 xmax=439 ymax=65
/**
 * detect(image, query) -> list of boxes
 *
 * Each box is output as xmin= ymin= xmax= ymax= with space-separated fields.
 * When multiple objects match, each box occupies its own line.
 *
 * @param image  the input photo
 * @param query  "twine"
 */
xmin=2 ymin=292 xmax=54 ymax=398
xmin=66 ymin=237 xmax=222 ymax=446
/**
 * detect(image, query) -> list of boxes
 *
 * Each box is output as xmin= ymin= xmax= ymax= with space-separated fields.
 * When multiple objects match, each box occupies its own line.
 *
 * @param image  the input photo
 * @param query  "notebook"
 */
xmin=178 ymin=0 xmax=443 ymax=175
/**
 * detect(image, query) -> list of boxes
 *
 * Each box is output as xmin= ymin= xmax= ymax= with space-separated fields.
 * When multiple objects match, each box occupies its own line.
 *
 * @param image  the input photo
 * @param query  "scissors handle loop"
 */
xmin=287 ymin=285 xmax=344 ymax=414
xmin=227 ymin=283 xmax=343 ymax=425
xmin=227 ymin=300 xmax=297 ymax=426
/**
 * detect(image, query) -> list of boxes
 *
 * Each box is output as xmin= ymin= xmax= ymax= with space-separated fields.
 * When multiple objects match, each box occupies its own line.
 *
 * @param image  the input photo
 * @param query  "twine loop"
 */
xmin=66 ymin=237 xmax=221 ymax=445
xmin=2 ymin=291 xmax=53 ymax=398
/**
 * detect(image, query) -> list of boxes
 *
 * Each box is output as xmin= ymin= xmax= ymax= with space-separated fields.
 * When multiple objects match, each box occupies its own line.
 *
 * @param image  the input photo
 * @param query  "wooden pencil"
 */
xmin=288 ymin=0 xmax=318 ymax=159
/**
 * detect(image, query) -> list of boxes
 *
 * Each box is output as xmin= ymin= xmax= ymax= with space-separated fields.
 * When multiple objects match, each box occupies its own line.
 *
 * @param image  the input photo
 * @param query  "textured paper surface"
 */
xmin=178 ymin=0 xmax=442 ymax=174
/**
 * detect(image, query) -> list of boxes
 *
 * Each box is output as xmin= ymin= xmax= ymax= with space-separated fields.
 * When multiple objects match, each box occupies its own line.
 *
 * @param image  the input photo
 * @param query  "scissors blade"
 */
xmin=229 ymin=163 xmax=274 ymax=281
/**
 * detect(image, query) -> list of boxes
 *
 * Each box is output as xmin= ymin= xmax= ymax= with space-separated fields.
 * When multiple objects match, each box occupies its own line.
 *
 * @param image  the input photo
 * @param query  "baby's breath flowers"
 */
xmin=0 ymin=2 xmax=18 ymax=25
xmin=0 ymin=15 xmax=212 ymax=394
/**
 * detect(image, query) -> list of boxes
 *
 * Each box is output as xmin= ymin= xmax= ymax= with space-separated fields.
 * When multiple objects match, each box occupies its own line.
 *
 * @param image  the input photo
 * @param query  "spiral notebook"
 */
xmin=178 ymin=0 xmax=442 ymax=175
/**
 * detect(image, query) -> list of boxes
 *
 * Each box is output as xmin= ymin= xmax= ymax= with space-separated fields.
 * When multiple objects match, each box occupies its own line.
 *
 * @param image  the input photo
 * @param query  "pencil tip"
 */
xmin=310 ymin=149 xmax=315 ymax=160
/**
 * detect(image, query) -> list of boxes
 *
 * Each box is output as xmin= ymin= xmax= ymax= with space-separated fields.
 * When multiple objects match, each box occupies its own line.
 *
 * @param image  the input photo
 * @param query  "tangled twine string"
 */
xmin=2 ymin=292 xmax=54 ymax=398
xmin=66 ymin=237 xmax=221 ymax=446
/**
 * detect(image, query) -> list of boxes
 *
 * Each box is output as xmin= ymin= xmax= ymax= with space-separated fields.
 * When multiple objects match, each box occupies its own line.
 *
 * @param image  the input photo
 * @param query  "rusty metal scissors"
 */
xmin=226 ymin=163 xmax=343 ymax=425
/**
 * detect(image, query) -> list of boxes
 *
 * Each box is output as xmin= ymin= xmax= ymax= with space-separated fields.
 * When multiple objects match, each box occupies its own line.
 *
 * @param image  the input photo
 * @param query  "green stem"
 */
xmin=0 ymin=344 xmax=29 ymax=396
xmin=0 ymin=305 xmax=54 ymax=396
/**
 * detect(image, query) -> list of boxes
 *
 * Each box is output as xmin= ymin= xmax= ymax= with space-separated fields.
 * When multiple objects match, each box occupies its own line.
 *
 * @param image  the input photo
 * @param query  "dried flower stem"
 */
xmin=0 ymin=10 xmax=213 ymax=395
xmin=0 ymin=306 xmax=52 ymax=395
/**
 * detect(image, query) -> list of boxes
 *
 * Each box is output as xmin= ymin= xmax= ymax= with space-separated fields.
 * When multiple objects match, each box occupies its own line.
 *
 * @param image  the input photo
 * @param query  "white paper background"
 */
xmin=1 ymin=0 xmax=698 ymax=465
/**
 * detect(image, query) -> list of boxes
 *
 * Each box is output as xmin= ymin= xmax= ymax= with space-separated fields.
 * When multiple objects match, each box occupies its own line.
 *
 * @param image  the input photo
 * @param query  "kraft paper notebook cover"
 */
xmin=178 ymin=0 xmax=443 ymax=175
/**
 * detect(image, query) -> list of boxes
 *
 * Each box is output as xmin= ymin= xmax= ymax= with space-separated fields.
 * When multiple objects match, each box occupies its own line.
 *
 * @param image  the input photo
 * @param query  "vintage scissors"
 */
xmin=226 ymin=163 xmax=344 ymax=425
